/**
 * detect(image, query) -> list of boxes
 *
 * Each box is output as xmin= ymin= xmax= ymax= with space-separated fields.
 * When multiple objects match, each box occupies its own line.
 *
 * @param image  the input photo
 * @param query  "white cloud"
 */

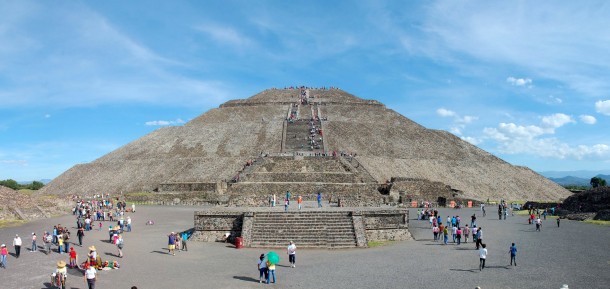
xmin=461 ymin=136 xmax=482 ymax=145
xmin=507 ymin=77 xmax=532 ymax=87
xmin=436 ymin=108 xmax=456 ymax=117
xmin=540 ymin=113 xmax=574 ymax=129
xmin=483 ymin=115 xmax=609 ymax=160
xmin=595 ymin=100 xmax=610 ymax=116
xmin=579 ymin=115 xmax=597 ymax=124
xmin=144 ymin=118 xmax=185 ymax=126
xmin=436 ymin=108 xmax=478 ymax=136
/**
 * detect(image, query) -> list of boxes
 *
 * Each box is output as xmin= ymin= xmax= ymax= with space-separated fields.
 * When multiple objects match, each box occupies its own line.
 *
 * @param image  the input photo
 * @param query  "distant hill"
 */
xmin=539 ymin=170 xmax=610 ymax=179
xmin=17 ymin=179 xmax=52 ymax=185
xmin=547 ymin=174 xmax=610 ymax=187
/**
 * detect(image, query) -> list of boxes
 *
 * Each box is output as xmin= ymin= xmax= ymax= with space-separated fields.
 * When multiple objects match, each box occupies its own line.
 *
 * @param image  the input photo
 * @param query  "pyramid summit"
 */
xmin=41 ymin=87 xmax=570 ymax=204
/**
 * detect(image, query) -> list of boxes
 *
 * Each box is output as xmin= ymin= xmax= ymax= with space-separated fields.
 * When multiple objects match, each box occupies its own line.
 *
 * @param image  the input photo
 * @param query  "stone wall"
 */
xmin=361 ymin=209 xmax=411 ymax=241
xmin=159 ymin=182 xmax=217 ymax=192
xmin=192 ymin=208 xmax=411 ymax=247
xmin=227 ymin=182 xmax=378 ymax=196
xmin=389 ymin=178 xmax=459 ymax=204
xmin=243 ymin=172 xmax=358 ymax=183
xmin=191 ymin=211 xmax=243 ymax=242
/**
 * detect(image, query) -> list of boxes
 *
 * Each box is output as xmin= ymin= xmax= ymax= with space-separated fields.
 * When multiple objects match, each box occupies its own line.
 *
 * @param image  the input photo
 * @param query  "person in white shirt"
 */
xmin=13 ymin=234 xmax=22 ymax=258
xmin=479 ymin=244 xmax=488 ymax=271
xmin=287 ymin=241 xmax=297 ymax=268
xmin=84 ymin=265 xmax=97 ymax=289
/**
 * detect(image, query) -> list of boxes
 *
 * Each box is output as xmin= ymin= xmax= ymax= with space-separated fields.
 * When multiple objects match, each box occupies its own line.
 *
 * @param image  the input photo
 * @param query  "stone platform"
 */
xmin=192 ymin=207 xmax=411 ymax=248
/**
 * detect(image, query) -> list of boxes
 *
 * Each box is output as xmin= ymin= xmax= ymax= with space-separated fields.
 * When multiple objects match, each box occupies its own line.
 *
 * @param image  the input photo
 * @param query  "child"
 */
xmin=69 ymin=247 xmax=78 ymax=268
xmin=257 ymin=254 xmax=267 ymax=283
xmin=509 ymin=243 xmax=517 ymax=266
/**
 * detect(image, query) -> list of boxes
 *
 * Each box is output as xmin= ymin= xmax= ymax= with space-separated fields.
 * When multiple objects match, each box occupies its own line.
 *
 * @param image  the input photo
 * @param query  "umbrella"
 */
xmin=267 ymin=251 xmax=280 ymax=264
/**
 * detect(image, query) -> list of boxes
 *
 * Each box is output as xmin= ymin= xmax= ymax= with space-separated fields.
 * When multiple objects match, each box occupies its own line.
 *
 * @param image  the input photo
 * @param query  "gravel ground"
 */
xmin=1 ymin=206 xmax=609 ymax=289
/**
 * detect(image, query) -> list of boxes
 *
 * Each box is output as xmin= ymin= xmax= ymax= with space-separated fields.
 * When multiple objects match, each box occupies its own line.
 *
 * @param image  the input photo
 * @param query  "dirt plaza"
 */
xmin=1 ymin=205 xmax=609 ymax=289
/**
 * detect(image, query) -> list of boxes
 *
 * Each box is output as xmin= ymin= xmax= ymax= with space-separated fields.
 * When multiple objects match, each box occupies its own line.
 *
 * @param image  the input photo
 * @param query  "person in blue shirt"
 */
xmin=181 ymin=232 xmax=188 ymax=251
xmin=509 ymin=243 xmax=517 ymax=266
xmin=317 ymin=192 xmax=322 ymax=208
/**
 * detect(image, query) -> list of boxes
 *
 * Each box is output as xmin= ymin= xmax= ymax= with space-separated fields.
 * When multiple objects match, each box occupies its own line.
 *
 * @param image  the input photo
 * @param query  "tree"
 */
xmin=29 ymin=181 xmax=45 ymax=190
xmin=0 ymin=179 xmax=20 ymax=190
xmin=590 ymin=177 xmax=607 ymax=188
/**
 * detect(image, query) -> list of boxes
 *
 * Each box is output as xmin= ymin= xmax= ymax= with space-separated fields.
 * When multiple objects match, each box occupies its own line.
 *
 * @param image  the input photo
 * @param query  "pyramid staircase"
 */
xmin=249 ymin=211 xmax=358 ymax=248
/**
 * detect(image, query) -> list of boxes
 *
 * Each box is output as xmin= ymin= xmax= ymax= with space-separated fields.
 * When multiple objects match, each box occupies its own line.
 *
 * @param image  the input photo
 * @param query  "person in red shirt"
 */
xmin=69 ymin=247 xmax=78 ymax=268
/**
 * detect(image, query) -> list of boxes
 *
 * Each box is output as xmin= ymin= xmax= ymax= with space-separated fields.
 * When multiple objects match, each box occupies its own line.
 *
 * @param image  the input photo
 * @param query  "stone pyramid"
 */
xmin=40 ymin=88 xmax=570 ymax=203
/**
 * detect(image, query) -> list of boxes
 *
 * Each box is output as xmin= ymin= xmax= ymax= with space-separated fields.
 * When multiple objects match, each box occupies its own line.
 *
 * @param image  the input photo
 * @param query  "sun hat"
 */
xmin=88 ymin=245 xmax=96 ymax=251
xmin=57 ymin=260 xmax=66 ymax=268
xmin=1 ymin=244 xmax=5 ymax=247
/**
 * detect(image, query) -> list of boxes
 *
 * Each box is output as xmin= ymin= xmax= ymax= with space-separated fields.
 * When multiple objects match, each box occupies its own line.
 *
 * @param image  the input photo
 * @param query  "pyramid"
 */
xmin=40 ymin=88 xmax=571 ymax=203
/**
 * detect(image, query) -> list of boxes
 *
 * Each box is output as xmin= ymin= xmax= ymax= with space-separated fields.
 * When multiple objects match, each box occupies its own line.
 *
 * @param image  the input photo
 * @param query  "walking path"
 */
xmin=1 ymin=206 xmax=609 ymax=288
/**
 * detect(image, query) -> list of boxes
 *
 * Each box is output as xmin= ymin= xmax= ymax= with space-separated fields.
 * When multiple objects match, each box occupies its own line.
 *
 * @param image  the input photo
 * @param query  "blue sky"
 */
xmin=1 ymin=1 xmax=610 ymax=181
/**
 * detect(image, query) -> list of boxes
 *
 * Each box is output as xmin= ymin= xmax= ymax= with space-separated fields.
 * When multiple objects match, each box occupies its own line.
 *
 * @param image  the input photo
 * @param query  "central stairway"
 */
xmin=249 ymin=211 xmax=358 ymax=248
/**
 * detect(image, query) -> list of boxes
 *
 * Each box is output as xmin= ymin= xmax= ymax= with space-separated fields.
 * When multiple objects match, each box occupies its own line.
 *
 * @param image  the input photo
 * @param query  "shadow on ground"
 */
xmin=233 ymin=276 xmax=259 ymax=283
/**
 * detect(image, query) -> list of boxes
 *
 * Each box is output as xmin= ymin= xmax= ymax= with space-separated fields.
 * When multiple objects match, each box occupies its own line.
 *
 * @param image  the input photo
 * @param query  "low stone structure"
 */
xmin=192 ymin=208 xmax=410 ymax=248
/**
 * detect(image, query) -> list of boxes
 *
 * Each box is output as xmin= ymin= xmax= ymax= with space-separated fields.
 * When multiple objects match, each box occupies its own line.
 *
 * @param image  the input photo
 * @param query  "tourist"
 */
xmin=317 ymin=192 xmax=322 ymax=208
xmin=84 ymin=262 xmax=98 ymax=289
xmin=443 ymin=226 xmax=449 ymax=245
xmin=31 ymin=232 xmax=37 ymax=252
xmin=266 ymin=258 xmax=276 ymax=284
xmin=272 ymin=194 xmax=276 ymax=207
xmin=463 ymin=225 xmax=470 ymax=243
xmin=284 ymin=198 xmax=289 ymax=212
xmin=475 ymin=227 xmax=483 ymax=250
xmin=168 ymin=232 xmax=176 ymax=256
xmin=432 ymin=225 xmax=439 ymax=241
xmin=557 ymin=218 xmax=560 ymax=227
xmin=471 ymin=214 xmax=477 ymax=227
xmin=287 ymin=241 xmax=297 ymax=268
xmin=127 ymin=216 xmax=132 ymax=232
xmin=44 ymin=231 xmax=52 ymax=254
xmin=1 ymin=244 xmax=7 ymax=268
xmin=53 ymin=226 xmax=58 ymax=244
xmin=13 ymin=234 xmax=22 ymax=258
xmin=456 ymin=227 xmax=462 ymax=245
xmin=479 ymin=244 xmax=488 ymax=271
xmin=53 ymin=260 xmax=67 ymax=288
xmin=69 ymin=247 xmax=78 ymax=268
xmin=286 ymin=191 xmax=291 ymax=205
xmin=447 ymin=216 xmax=451 ymax=227
xmin=535 ymin=218 xmax=542 ymax=231
xmin=131 ymin=203 xmax=135 ymax=213
xmin=452 ymin=226 xmax=457 ymax=243
xmin=297 ymin=195 xmax=303 ymax=210
xmin=77 ymin=227 xmax=85 ymax=246
xmin=63 ymin=231 xmax=70 ymax=254
xmin=509 ymin=243 xmax=517 ymax=266
xmin=181 ymin=231 xmax=188 ymax=251
xmin=175 ymin=234 xmax=182 ymax=251
xmin=88 ymin=246 xmax=97 ymax=266
xmin=117 ymin=234 xmax=124 ymax=258
xmin=257 ymin=254 xmax=267 ymax=283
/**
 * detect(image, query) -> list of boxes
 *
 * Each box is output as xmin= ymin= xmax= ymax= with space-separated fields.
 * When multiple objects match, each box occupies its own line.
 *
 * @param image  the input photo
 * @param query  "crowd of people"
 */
xmin=416 ymin=200 xmax=566 ymax=273
xmin=1 ymin=195 xmax=135 ymax=289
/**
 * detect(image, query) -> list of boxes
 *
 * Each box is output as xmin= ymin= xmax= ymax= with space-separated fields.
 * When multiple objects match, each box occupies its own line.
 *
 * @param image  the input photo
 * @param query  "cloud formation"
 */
xmin=595 ymin=100 xmax=610 ymax=116
xmin=483 ymin=113 xmax=608 ymax=160
xmin=436 ymin=108 xmax=478 ymax=135
xmin=540 ymin=113 xmax=574 ymax=130
xmin=579 ymin=115 xmax=597 ymax=124
xmin=145 ymin=119 xmax=186 ymax=126
xmin=507 ymin=77 xmax=532 ymax=87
